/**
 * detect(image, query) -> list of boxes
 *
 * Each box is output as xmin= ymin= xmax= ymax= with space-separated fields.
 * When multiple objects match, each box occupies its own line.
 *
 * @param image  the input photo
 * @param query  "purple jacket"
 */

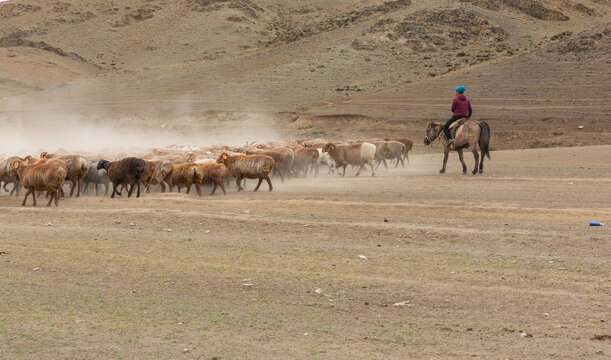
xmin=452 ymin=94 xmax=472 ymax=117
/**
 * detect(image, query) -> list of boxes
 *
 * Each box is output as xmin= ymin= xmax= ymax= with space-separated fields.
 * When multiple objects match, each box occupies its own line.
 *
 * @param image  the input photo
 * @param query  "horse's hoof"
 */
xmin=479 ymin=170 xmax=483 ymax=174
xmin=472 ymin=170 xmax=478 ymax=175
xmin=439 ymin=170 xmax=445 ymax=174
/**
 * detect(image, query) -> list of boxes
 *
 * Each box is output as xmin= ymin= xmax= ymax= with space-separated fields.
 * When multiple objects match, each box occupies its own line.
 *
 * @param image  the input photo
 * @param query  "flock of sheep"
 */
xmin=0 ymin=137 xmax=413 ymax=207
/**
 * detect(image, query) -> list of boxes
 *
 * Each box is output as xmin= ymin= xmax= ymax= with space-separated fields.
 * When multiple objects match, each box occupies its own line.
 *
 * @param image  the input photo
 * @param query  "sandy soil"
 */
xmin=0 ymin=145 xmax=609 ymax=359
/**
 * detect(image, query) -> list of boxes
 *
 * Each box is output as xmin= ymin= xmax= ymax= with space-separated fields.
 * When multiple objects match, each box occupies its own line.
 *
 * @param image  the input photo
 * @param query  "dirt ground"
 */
xmin=0 ymin=145 xmax=609 ymax=359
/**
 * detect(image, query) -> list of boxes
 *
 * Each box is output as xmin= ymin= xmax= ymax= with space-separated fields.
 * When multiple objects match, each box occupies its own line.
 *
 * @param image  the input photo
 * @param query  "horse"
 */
xmin=424 ymin=118 xmax=491 ymax=174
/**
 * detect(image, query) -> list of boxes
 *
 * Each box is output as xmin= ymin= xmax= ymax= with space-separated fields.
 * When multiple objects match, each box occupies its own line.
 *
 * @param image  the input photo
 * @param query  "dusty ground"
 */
xmin=1 ymin=145 xmax=609 ymax=359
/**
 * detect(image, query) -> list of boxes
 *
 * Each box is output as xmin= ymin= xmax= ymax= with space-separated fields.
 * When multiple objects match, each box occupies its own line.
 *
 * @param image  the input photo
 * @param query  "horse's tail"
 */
xmin=479 ymin=121 xmax=491 ymax=159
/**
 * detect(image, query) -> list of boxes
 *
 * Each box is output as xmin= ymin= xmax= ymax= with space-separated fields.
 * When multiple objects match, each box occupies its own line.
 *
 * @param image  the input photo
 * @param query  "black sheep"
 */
xmin=97 ymin=157 xmax=146 ymax=198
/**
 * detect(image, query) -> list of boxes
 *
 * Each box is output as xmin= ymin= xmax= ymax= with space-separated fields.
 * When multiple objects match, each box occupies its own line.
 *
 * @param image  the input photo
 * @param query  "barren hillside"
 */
xmin=0 ymin=0 xmax=609 ymax=148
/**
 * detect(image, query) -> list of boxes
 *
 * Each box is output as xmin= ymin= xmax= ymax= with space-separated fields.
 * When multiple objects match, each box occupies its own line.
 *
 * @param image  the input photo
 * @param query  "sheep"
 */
xmin=141 ymin=160 xmax=158 ymax=193
xmin=257 ymin=145 xmax=294 ymax=178
xmin=82 ymin=162 xmax=110 ymax=196
xmin=97 ymin=157 xmax=146 ymax=198
xmin=291 ymin=146 xmax=319 ymax=177
xmin=216 ymin=152 xmax=274 ymax=192
xmin=24 ymin=156 xmax=69 ymax=198
xmin=196 ymin=162 xmax=227 ymax=195
xmin=0 ymin=156 xmax=23 ymax=196
xmin=245 ymin=149 xmax=285 ymax=183
xmin=169 ymin=163 xmax=203 ymax=196
xmin=40 ymin=152 xmax=88 ymax=197
xmin=384 ymin=137 xmax=414 ymax=164
xmin=322 ymin=142 xmax=376 ymax=177
xmin=317 ymin=148 xmax=335 ymax=174
xmin=10 ymin=159 xmax=66 ymax=207
xmin=149 ymin=160 xmax=174 ymax=192
xmin=371 ymin=141 xmax=406 ymax=169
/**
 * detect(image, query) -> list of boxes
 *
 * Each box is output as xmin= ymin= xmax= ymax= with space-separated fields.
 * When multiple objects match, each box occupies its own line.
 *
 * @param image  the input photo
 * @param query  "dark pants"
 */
xmin=442 ymin=115 xmax=467 ymax=141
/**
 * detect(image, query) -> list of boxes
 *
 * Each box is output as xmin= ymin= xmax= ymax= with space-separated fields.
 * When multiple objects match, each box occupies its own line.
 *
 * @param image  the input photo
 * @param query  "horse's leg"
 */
xmin=472 ymin=147 xmax=479 ymax=175
xmin=457 ymin=149 xmax=467 ymax=174
xmin=439 ymin=147 xmax=449 ymax=174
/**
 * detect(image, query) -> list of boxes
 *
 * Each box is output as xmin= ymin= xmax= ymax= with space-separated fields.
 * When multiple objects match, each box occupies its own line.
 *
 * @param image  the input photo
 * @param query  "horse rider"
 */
xmin=442 ymin=86 xmax=472 ymax=145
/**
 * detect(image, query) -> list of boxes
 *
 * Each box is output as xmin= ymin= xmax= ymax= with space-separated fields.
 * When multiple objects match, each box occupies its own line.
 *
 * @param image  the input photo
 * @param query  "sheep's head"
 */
xmin=96 ymin=160 xmax=108 ymax=170
xmin=322 ymin=143 xmax=335 ymax=153
xmin=216 ymin=152 xmax=229 ymax=164
xmin=10 ymin=159 xmax=23 ymax=172
xmin=40 ymin=151 xmax=48 ymax=158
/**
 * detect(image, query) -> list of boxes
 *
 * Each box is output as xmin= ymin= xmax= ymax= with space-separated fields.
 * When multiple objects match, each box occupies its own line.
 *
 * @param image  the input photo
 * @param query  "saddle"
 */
xmin=448 ymin=117 xmax=468 ymax=140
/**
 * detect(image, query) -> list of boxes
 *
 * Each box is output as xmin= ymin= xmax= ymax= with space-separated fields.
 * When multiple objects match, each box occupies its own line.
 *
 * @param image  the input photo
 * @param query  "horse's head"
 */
xmin=424 ymin=122 xmax=441 ymax=145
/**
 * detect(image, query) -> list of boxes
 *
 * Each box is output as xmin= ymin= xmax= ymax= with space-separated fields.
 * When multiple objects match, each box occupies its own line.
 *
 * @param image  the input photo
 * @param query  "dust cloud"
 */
xmin=0 ymin=109 xmax=285 ymax=158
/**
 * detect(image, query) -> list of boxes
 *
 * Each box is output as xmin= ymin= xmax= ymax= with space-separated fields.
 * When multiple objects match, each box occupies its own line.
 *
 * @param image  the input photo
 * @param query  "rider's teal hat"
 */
xmin=455 ymin=86 xmax=466 ymax=93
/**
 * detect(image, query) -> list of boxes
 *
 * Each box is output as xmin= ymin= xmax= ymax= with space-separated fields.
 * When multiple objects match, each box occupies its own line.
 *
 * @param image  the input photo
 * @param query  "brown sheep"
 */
xmin=371 ymin=141 xmax=406 ymax=169
xmin=216 ymin=152 xmax=274 ymax=192
xmin=322 ymin=142 xmax=376 ymax=177
xmin=291 ymin=146 xmax=319 ymax=177
xmin=196 ymin=163 xmax=227 ymax=195
xmin=384 ymin=137 xmax=414 ymax=164
xmin=40 ymin=152 xmax=88 ymax=197
xmin=245 ymin=149 xmax=285 ymax=183
xmin=149 ymin=160 xmax=174 ymax=193
xmin=10 ymin=159 xmax=66 ymax=207
xmin=169 ymin=163 xmax=203 ymax=196
xmin=0 ymin=156 xmax=24 ymax=196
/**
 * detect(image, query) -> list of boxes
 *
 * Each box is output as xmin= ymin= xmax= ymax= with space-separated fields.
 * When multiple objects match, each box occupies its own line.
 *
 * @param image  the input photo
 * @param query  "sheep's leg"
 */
xmin=254 ymin=178 xmax=264 ymax=192
xmin=136 ymin=179 xmax=141 ymax=198
xmin=278 ymin=168 xmax=284 ymax=184
xmin=186 ymin=184 xmax=192 ymax=194
xmin=195 ymin=183 xmax=202 ymax=196
xmin=355 ymin=165 xmax=365 ymax=177
xmin=340 ymin=165 xmax=347 ymax=177
xmin=369 ymin=161 xmax=376 ymax=177
xmin=219 ymin=181 xmax=227 ymax=195
xmin=398 ymin=155 xmax=404 ymax=168
xmin=160 ymin=182 xmax=166 ymax=193
xmin=236 ymin=177 xmax=243 ymax=192
xmin=382 ymin=159 xmax=389 ymax=170
xmin=314 ymin=162 xmax=319 ymax=178
xmin=69 ymin=180 xmax=76 ymax=197
xmin=76 ymin=179 xmax=82 ymax=197
xmin=405 ymin=151 xmax=410 ymax=164
xmin=46 ymin=190 xmax=54 ymax=207
xmin=95 ymin=183 xmax=99 ymax=196
xmin=104 ymin=183 xmax=109 ymax=196
xmin=31 ymin=190 xmax=37 ymax=207
xmin=21 ymin=189 xmax=32 ymax=206
xmin=265 ymin=176 xmax=273 ymax=191
xmin=210 ymin=183 xmax=217 ymax=195
xmin=127 ymin=182 xmax=135 ymax=197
